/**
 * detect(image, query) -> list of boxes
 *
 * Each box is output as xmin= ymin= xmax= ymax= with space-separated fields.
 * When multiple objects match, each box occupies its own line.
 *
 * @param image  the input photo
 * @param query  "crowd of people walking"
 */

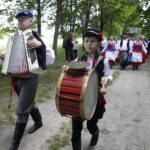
xmin=100 ymin=33 xmax=149 ymax=70
xmin=62 ymin=33 xmax=149 ymax=70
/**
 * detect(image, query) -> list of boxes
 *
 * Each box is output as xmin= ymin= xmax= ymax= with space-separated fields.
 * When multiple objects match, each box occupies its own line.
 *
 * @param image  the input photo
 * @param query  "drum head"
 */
xmin=66 ymin=61 xmax=89 ymax=69
xmin=84 ymin=71 xmax=98 ymax=120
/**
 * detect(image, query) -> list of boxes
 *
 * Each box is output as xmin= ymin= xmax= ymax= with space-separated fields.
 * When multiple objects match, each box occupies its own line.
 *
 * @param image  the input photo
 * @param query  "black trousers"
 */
xmin=71 ymin=118 xmax=98 ymax=142
xmin=120 ymin=51 xmax=129 ymax=69
xmin=72 ymin=50 xmax=78 ymax=60
xmin=65 ymin=49 xmax=74 ymax=61
xmin=16 ymin=77 xmax=39 ymax=123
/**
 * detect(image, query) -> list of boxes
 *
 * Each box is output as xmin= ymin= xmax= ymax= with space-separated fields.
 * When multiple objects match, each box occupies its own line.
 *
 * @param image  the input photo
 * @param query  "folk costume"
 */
xmin=102 ymin=40 xmax=119 ymax=68
xmin=130 ymin=40 xmax=147 ymax=70
xmin=71 ymin=29 xmax=112 ymax=150
xmin=118 ymin=36 xmax=132 ymax=69
xmin=8 ymin=9 xmax=49 ymax=150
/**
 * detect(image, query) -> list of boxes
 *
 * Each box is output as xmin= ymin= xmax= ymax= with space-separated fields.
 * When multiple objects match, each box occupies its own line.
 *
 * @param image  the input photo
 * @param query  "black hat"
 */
xmin=15 ymin=9 xmax=33 ymax=19
xmin=83 ymin=28 xmax=103 ymax=41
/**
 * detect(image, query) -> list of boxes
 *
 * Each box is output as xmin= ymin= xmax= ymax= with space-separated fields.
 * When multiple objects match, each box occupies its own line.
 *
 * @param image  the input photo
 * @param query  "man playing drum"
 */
xmin=70 ymin=28 xmax=113 ymax=150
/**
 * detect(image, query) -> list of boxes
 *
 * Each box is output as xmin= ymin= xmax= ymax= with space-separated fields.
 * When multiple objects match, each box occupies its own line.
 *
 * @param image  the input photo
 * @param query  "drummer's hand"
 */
xmin=101 ymin=77 xmax=109 ymax=85
xmin=0 ymin=53 xmax=5 ymax=60
xmin=62 ymin=65 xmax=69 ymax=71
xmin=27 ymin=36 xmax=42 ymax=50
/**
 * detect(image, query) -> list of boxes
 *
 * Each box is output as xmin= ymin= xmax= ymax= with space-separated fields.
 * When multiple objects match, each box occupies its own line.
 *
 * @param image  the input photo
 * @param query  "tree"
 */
xmin=0 ymin=0 xmax=52 ymax=35
xmin=52 ymin=0 xmax=63 ymax=55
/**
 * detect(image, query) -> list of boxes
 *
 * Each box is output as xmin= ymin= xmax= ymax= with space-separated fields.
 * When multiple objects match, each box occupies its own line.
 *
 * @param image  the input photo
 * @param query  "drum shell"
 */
xmin=55 ymin=68 xmax=98 ymax=120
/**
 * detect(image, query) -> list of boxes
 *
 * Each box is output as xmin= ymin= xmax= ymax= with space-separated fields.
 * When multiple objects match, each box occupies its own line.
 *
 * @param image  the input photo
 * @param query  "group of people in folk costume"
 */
xmin=101 ymin=34 xmax=148 ymax=70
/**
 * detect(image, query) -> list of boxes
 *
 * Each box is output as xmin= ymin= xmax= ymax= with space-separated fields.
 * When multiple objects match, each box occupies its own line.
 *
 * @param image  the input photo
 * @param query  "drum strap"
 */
xmin=93 ymin=55 xmax=103 ymax=70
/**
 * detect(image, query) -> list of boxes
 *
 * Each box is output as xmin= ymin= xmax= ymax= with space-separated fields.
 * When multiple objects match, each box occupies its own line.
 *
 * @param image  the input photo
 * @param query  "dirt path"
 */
xmin=0 ymin=59 xmax=150 ymax=150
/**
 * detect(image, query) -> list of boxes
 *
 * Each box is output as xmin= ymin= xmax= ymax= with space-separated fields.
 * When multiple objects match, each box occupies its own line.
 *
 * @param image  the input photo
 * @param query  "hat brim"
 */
xmin=83 ymin=32 xmax=102 ymax=41
xmin=16 ymin=15 xmax=33 ymax=19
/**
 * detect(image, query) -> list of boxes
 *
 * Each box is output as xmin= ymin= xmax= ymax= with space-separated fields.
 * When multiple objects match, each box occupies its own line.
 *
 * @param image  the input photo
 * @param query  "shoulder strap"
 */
xmin=93 ymin=55 xmax=103 ymax=69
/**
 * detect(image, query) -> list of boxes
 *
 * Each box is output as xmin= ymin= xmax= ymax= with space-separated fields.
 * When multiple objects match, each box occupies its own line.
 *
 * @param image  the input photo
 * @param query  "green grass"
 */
xmin=0 ymin=107 xmax=16 ymax=125
xmin=47 ymin=122 xmax=71 ymax=150
xmin=0 ymin=65 xmax=11 ymax=95
xmin=35 ymin=47 xmax=66 ymax=103
xmin=105 ymin=71 xmax=120 ymax=87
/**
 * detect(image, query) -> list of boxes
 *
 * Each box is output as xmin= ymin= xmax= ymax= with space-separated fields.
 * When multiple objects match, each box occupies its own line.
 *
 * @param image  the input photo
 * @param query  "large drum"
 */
xmin=55 ymin=61 xmax=99 ymax=120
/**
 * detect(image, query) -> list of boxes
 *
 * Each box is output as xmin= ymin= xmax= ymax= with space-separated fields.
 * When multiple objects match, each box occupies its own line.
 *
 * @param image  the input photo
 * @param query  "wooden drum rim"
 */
xmin=55 ymin=70 xmax=66 ymax=116
xmin=80 ymin=69 xmax=94 ymax=120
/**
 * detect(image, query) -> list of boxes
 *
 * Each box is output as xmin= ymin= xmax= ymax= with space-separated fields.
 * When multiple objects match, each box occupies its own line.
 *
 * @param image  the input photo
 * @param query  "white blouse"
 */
xmin=75 ymin=55 xmax=113 ymax=82
xmin=118 ymin=39 xmax=132 ymax=51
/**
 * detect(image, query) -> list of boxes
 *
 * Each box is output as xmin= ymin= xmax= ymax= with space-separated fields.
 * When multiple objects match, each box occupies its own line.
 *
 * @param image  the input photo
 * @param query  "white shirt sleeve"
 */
xmin=46 ymin=45 xmax=55 ymax=65
xmin=142 ymin=42 xmax=147 ymax=54
xmin=117 ymin=40 xmax=121 ymax=50
xmin=129 ymin=40 xmax=134 ymax=51
xmin=103 ymin=58 xmax=113 ymax=82
xmin=102 ymin=42 xmax=108 ymax=51
xmin=129 ymin=41 xmax=134 ymax=53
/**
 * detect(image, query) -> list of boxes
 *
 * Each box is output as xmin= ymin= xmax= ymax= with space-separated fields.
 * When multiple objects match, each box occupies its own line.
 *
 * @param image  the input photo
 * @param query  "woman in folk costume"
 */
xmin=130 ymin=37 xmax=147 ymax=70
xmin=101 ymin=36 xmax=119 ymax=68
xmin=71 ymin=28 xmax=112 ymax=150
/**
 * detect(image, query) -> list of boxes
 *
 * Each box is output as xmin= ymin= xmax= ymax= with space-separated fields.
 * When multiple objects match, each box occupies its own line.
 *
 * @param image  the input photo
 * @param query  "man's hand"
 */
xmin=0 ymin=53 xmax=5 ymax=60
xmin=99 ymin=77 xmax=109 ymax=95
xmin=27 ymin=36 xmax=42 ymax=50
xmin=62 ymin=65 xmax=70 ymax=71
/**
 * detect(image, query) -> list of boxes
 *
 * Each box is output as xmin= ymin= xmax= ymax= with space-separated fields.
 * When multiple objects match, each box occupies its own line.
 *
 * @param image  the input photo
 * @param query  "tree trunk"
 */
xmin=109 ymin=18 xmax=113 ymax=37
xmin=53 ymin=0 xmax=63 ymax=55
xmin=99 ymin=0 xmax=104 ymax=32
xmin=36 ymin=0 xmax=42 ymax=35
xmin=72 ymin=0 xmax=78 ymax=32
xmin=84 ymin=1 xmax=92 ymax=31
xmin=69 ymin=0 xmax=73 ymax=32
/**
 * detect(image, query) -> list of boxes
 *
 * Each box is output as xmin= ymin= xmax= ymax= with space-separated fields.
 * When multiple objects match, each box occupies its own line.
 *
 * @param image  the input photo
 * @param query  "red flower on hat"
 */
xmin=99 ymin=32 xmax=103 ymax=37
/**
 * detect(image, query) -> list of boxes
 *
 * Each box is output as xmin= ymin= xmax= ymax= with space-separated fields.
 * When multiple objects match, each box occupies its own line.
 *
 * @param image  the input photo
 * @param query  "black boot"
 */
xmin=8 ymin=123 xmax=27 ymax=150
xmin=28 ymin=105 xmax=43 ymax=134
xmin=72 ymin=139 xmax=81 ymax=150
xmin=90 ymin=129 xmax=99 ymax=146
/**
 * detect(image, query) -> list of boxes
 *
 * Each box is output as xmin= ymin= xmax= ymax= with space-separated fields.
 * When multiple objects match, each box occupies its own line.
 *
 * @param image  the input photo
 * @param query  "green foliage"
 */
xmin=0 ymin=0 xmax=149 ymax=37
